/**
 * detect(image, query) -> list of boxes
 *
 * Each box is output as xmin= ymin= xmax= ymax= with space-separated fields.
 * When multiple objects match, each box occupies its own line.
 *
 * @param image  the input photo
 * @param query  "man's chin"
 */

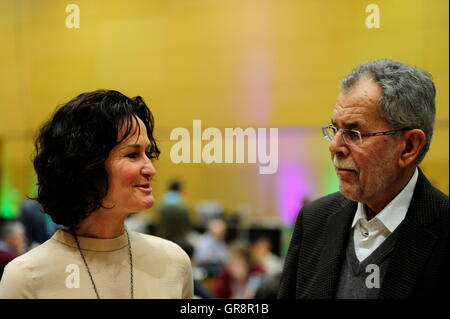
xmin=339 ymin=183 xmax=360 ymax=202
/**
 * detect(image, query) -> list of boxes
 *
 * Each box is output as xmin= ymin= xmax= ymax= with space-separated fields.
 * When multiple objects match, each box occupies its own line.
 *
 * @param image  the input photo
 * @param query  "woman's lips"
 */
xmin=135 ymin=184 xmax=152 ymax=194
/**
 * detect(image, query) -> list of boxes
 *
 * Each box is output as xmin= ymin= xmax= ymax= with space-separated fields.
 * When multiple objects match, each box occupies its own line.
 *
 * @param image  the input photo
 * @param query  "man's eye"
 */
xmin=345 ymin=131 xmax=359 ymax=140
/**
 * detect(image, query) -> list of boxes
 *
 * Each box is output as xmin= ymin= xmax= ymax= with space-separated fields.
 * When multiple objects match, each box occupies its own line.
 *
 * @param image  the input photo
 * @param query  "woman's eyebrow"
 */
xmin=119 ymin=144 xmax=152 ymax=150
xmin=119 ymin=144 xmax=140 ymax=150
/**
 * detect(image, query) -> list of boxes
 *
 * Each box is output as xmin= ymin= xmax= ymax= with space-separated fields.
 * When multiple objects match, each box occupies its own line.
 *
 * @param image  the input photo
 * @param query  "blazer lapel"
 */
xmin=310 ymin=199 xmax=357 ymax=298
xmin=379 ymin=170 xmax=440 ymax=298
xmin=379 ymin=218 xmax=437 ymax=298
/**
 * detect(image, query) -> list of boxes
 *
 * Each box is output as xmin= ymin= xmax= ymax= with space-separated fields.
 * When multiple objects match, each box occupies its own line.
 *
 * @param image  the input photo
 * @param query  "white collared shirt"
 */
xmin=352 ymin=168 xmax=418 ymax=262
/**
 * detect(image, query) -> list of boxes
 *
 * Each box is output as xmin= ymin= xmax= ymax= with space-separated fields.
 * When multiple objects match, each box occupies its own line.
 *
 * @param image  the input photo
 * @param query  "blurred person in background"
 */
xmin=252 ymin=236 xmax=283 ymax=277
xmin=0 ymin=219 xmax=26 ymax=255
xmin=0 ymin=251 xmax=15 ymax=280
xmin=0 ymin=219 xmax=26 ymax=279
xmin=251 ymin=237 xmax=283 ymax=299
xmin=214 ymin=240 xmax=265 ymax=299
xmin=0 ymin=90 xmax=192 ymax=299
xmin=162 ymin=179 xmax=185 ymax=206
xmin=193 ymin=218 xmax=229 ymax=278
xmin=279 ymin=59 xmax=449 ymax=299
xmin=178 ymin=241 xmax=216 ymax=299
xmin=156 ymin=179 xmax=192 ymax=247
xmin=19 ymin=199 xmax=58 ymax=249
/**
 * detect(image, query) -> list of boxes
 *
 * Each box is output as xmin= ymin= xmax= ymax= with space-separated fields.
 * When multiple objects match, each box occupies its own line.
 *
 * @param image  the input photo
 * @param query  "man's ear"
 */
xmin=398 ymin=129 xmax=426 ymax=168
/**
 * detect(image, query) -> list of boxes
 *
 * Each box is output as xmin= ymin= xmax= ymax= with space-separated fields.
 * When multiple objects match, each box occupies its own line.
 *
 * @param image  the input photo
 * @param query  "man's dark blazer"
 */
xmin=278 ymin=169 xmax=449 ymax=299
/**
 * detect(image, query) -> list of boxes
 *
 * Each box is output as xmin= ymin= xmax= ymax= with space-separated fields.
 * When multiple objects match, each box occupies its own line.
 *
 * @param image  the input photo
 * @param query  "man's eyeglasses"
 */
xmin=321 ymin=125 xmax=411 ymax=146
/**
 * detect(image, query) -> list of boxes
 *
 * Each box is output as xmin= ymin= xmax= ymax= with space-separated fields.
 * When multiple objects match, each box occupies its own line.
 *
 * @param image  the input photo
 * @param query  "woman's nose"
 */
xmin=141 ymin=158 xmax=156 ymax=178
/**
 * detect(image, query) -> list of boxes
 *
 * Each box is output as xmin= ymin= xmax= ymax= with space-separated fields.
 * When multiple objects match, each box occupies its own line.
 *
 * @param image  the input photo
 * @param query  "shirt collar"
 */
xmin=51 ymin=228 xmax=130 ymax=252
xmin=351 ymin=168 xmax=419 ymax=232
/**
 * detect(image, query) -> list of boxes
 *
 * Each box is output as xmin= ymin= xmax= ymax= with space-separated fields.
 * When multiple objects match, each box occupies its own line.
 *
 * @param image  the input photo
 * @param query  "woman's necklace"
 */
xmin=72 ymin=228 xmax=134 ymax=299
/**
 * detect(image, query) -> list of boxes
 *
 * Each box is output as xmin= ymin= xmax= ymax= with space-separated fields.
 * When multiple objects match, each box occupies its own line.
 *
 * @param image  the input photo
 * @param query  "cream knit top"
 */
xmin=0 ymin=229 xmax=193 ymax=299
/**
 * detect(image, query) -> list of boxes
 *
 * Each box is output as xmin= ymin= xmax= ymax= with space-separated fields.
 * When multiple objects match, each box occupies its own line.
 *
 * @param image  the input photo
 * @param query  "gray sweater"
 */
xmin=335 ymin=229 xmax=399 ymax=299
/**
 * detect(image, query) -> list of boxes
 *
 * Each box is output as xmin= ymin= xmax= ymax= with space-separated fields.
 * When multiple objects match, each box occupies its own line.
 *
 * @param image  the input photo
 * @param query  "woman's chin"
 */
xmin=141 ymin=196 xmax=155 ymax=210
xmin=127 ymin=202 xmax=154 ymax=213
xmin=116 ymin=196 xmax=155 ymax=213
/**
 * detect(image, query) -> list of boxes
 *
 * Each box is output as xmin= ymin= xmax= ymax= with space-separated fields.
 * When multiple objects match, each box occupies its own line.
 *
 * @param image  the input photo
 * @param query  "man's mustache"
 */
xmin=333 ymin=156 xmax=358 ymax=172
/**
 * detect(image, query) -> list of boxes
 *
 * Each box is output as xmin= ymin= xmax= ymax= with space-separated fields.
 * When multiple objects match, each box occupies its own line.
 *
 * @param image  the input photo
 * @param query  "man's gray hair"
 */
xmin=341 ymin=59 xmax=436 ymax=164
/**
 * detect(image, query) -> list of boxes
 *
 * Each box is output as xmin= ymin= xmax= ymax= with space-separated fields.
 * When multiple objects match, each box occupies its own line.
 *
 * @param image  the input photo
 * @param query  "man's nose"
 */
xmin=329 ymin=131 xmax=350 ymax=159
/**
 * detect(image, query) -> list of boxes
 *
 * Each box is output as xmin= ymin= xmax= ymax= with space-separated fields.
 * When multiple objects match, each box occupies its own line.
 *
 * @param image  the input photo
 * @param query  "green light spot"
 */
xmin=0 ymin=166 xmax=19 ymax=219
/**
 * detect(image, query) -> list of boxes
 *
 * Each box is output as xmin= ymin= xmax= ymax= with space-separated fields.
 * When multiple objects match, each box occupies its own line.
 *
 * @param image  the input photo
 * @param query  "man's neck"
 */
xmin=365 ymin=167 xmax=417 ymax=220
xmin=364 ymin=204 xmax=378 ymax=221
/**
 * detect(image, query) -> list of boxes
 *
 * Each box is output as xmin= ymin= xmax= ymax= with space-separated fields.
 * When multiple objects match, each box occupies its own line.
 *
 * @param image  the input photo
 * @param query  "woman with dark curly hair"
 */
xmin=0 ymin=90 xmax=193 ymax=299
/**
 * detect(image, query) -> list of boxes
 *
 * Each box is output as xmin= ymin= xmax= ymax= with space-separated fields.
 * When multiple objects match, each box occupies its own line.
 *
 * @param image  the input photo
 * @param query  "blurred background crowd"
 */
xmin=0 ymin=179 xmax=287 ymax=299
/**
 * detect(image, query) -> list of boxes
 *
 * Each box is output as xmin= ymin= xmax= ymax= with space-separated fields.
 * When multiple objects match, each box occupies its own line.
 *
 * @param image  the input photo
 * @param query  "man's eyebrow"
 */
xmin=330 ymin=119 xmax=360 ymax=129
xmin=346 ymin=122 xmax=359 ymax=130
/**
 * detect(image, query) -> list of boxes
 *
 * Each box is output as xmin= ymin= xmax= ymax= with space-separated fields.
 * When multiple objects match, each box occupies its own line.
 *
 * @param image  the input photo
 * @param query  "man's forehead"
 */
xmin=331 ymin=79 xmax=382 ymax=127
xmin=336 ymin=86 xmax=380 ymax=109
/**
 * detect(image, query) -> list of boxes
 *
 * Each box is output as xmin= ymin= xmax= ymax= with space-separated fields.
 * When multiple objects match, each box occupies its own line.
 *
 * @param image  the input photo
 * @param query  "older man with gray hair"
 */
xmin=278 ymin=59 xmax=448 ymax=299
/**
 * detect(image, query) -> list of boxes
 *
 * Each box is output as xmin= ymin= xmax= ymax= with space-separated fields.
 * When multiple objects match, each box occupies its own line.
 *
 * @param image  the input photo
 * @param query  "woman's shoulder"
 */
xmin=130 ymin=232 xmax=190 ymax=261
xmin=4 ymin=237 xmax=58 ymax=271
xmin=131 ymin=231 xmax=184 ymax=250
xmin=0 ymin=239 xmax=59 ymax=298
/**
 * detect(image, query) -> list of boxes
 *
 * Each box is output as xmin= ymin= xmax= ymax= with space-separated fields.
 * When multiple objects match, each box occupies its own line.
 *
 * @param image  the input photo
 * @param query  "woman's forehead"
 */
xmin=117 ymin=117 xmax=148 ymax=144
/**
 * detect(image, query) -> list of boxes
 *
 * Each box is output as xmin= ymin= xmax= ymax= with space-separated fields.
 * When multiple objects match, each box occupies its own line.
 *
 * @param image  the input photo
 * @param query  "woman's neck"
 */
xmin=74 ymin=209 xmax=129 ymax=239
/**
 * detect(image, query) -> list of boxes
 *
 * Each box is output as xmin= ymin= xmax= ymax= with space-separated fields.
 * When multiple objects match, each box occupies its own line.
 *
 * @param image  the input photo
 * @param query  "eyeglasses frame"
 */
xmin=322 ymin=125 xmax=411 ymax=145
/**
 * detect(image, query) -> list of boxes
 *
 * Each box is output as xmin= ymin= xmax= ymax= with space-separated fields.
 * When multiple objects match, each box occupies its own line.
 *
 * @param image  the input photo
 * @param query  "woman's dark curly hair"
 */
xmin=33 ymin=90 xmax=160 ymax=229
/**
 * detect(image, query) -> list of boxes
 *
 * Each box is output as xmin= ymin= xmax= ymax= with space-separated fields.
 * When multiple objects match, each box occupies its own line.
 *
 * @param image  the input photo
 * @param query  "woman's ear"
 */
xmin=398 ymin=129 xmax=426 ymax=168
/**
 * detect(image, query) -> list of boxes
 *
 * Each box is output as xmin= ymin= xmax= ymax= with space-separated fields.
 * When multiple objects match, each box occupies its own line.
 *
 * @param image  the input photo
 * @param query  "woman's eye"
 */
xmin=125 ymin=151 xmax=156 ymax=160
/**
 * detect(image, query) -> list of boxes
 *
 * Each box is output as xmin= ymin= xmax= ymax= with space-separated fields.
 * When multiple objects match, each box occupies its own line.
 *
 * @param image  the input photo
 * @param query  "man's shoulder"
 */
xmin=294 ymin=192 xmax=355 ymax=235
xmin=415 ymin=169 xmax=449 ymax=220
xmin=425 ymin=181 xmax=449 ymax=206
xmin=301 ymin=192 xmax=353 ymax=218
